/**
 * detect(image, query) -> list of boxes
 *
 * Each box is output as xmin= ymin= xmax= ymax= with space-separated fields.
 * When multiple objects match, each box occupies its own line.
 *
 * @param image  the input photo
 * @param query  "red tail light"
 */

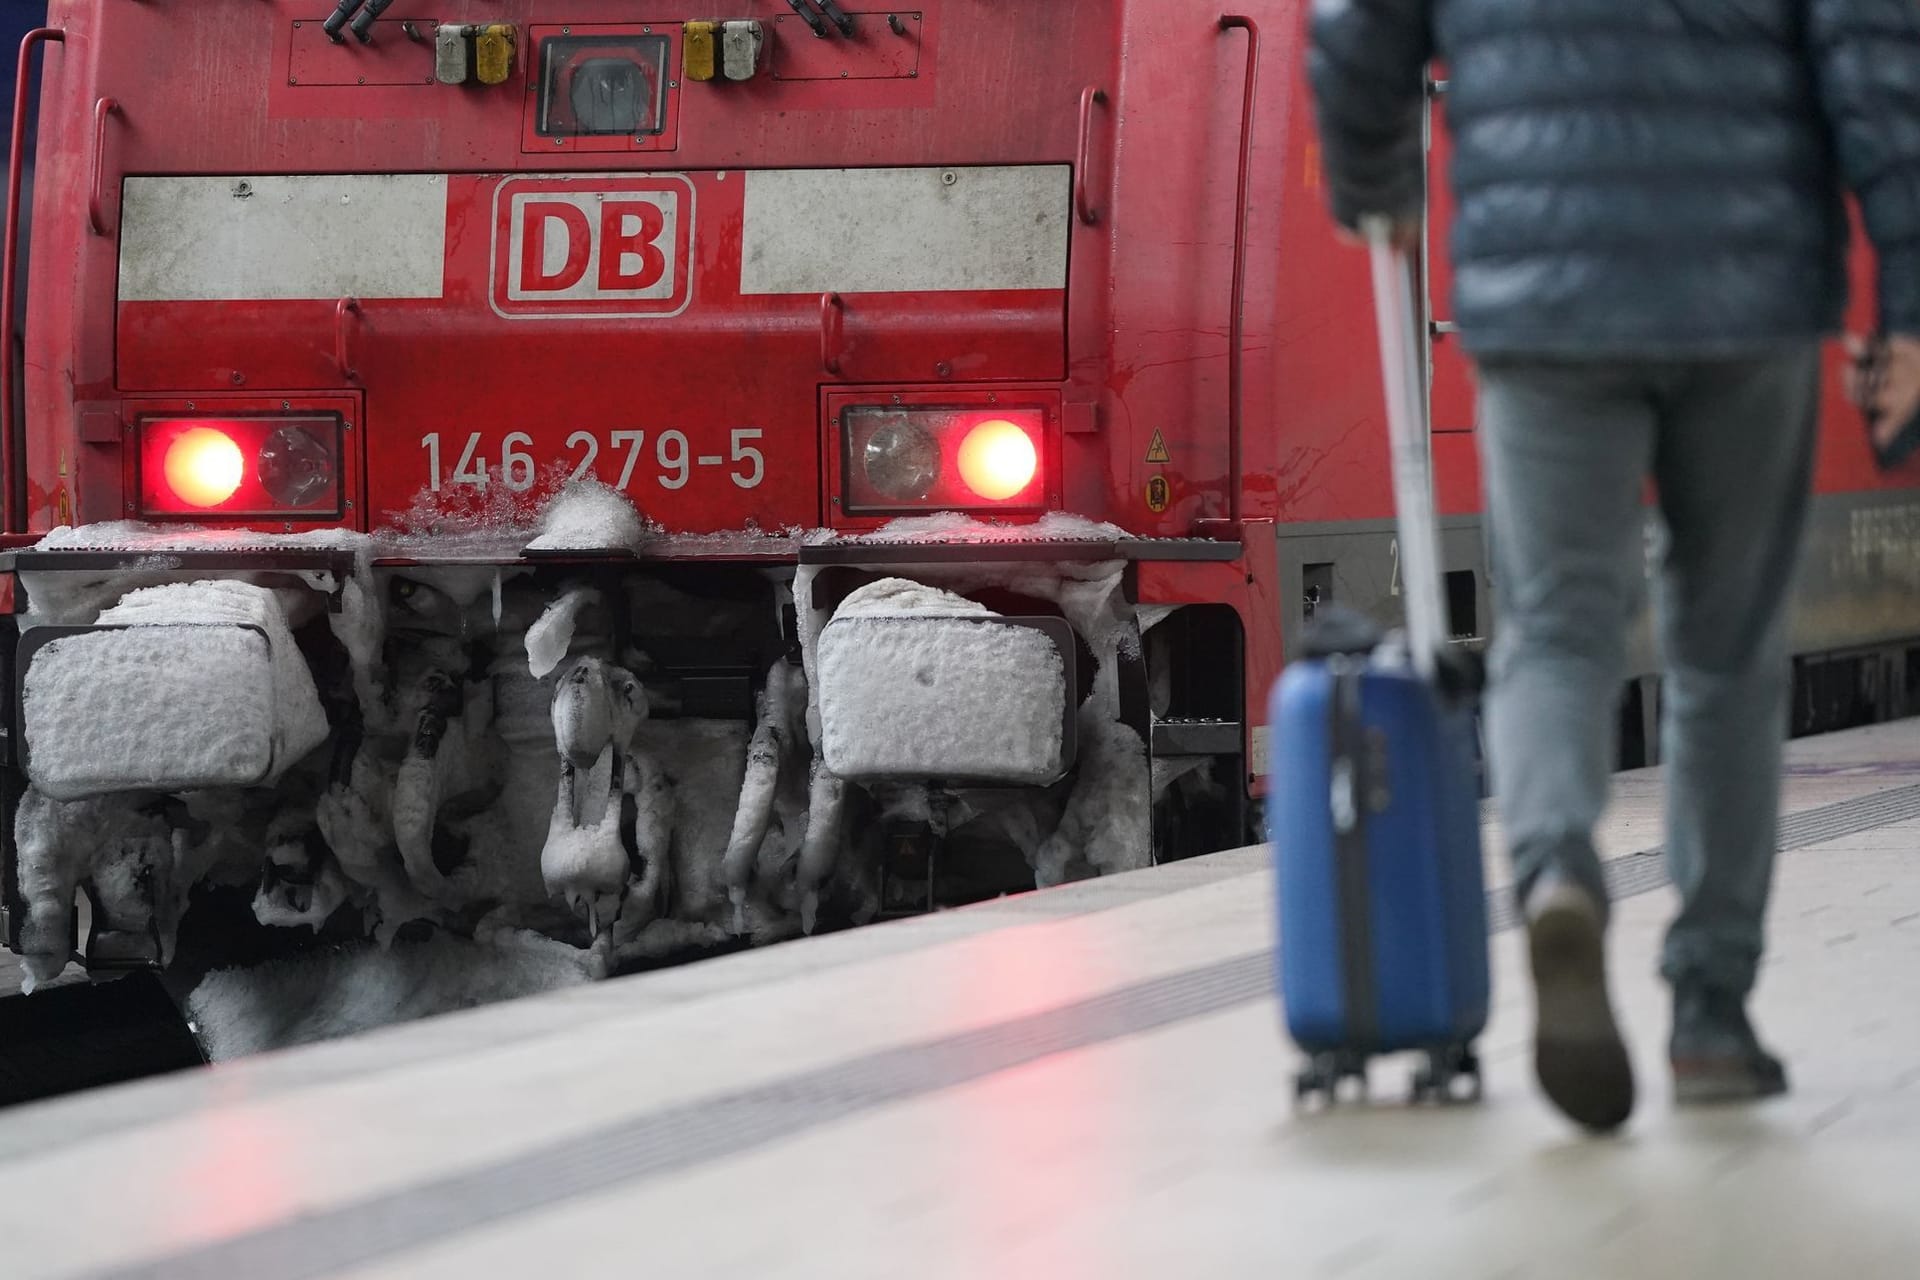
xmin=956 ymin=419 xmax=1040 ymax=501
xmin=161 ymin=427 xmax=245 ymax=509
xmin=138 ymin=416 xmax=344 ymax=519
xmin=841 ymin=406 xmax=1046 ymax=516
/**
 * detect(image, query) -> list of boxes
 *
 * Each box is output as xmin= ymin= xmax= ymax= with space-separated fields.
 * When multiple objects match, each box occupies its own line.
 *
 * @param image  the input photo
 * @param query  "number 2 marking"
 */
xmin=567 ymin=430 xmax=600 ymax=481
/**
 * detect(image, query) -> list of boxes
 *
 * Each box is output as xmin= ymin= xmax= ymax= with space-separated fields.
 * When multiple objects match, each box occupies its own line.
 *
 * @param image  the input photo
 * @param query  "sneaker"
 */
xmin=1669 ymin=985 xmax=1788 ymax=1104
xmin=1525 ymin=873 xmax=1635 ymax=1132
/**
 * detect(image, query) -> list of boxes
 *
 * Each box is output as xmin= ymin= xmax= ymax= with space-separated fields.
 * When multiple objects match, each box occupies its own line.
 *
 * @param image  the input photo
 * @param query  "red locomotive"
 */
xmin=2 ymin=2 xmax=1912 ymax=1002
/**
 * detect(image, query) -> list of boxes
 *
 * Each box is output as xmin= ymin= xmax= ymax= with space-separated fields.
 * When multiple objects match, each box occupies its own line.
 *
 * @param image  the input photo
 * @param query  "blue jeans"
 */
xmin=1475 ymin=350 xmax=1820 ymax=998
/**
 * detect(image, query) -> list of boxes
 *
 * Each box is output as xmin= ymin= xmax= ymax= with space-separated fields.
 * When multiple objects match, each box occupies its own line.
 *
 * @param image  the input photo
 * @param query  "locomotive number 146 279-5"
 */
xmin=418 ymin=429 xmax=766 ymax=493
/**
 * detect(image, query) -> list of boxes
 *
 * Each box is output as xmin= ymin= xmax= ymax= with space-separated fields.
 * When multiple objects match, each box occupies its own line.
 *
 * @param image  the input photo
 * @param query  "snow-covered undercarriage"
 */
xmin=0 ymin=506 xmax=1221 ymax=1011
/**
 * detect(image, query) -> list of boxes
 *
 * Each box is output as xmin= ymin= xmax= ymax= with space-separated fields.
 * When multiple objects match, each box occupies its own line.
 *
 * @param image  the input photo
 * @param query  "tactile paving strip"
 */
xmin=91 ymin=783 xmax=1920 ymax=1280
xmin=1483 ymin=783 xmax=1920 ymax=933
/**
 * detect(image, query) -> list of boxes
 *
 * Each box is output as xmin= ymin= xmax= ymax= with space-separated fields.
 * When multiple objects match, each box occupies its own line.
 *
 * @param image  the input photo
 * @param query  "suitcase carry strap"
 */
xmin=1328 ymin=661 xmax=1378 ymax=1045
xmin=1362 ymin=218 xmax=1450 ymax=682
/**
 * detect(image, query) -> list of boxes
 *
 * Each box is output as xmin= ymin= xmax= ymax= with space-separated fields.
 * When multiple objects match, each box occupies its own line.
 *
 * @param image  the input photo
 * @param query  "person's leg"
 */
xmin=1650 ymin=348 xmax=1819 ymax=1102
xmin=1477 ymin=359 xmax=1655 ymax=1132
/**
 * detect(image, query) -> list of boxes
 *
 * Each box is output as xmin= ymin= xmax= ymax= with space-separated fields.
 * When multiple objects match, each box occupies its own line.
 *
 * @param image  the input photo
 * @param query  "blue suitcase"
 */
xmin=1268 ymin=224 xmax=1490 ymax=1104
xmin=1269 ymin=637 xmax=1489 ymax=1102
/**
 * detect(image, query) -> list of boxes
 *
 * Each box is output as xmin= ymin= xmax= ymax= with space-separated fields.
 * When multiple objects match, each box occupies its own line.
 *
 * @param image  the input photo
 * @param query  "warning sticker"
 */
xmin=1145 ymin=429 xmax=1171 ymax=464
xmin=1146 ymin=475 xmax=1170 ymax=512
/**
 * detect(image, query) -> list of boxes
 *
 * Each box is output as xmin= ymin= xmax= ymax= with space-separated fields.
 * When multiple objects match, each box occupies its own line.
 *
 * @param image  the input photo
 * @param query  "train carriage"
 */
xmin=0 ymin=1 xmax=1913 ymax=1005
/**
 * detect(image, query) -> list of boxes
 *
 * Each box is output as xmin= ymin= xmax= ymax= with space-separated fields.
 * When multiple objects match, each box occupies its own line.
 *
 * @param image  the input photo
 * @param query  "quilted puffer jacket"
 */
xmin=1308 ymin=0 xmax=1920 ymax=357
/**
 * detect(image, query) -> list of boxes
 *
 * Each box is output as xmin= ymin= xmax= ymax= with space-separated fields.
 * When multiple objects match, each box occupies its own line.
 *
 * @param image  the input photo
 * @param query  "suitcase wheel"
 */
xmin=1410 ymin=1043 xmax=1482 ymax=1105
xmin=1294 ymin=1051 xmax=1369 ymax=1108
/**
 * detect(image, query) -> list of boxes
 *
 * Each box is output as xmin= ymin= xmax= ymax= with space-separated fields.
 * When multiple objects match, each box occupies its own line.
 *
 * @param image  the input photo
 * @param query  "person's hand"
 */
xmin=1336 ymin=216 xmax=1422 ymax=254
xmin=1845 ymin=333 xmax=1920 ymax=449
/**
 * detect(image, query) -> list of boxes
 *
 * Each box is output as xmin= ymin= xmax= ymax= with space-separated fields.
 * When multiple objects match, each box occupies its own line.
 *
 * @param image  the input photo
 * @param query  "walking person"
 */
xmin=1307 ymin=0 xmax=1920 ymax=1132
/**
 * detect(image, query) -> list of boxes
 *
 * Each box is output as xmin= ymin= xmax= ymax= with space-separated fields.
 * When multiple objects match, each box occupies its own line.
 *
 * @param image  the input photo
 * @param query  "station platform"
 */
xmin=5 ymin=721 xmax=1920 ymax=1279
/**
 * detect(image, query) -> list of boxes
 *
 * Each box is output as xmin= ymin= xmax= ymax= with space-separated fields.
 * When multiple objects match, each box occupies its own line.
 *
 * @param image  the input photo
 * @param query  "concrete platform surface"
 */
xmin=3 ymin=722 xmax=1920 ymax=1279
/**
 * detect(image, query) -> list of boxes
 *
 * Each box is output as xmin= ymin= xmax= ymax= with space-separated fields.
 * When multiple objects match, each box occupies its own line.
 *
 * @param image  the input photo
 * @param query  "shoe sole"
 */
xmin=1671 ymin=1062 xmax=1789 ymax=1106
xmin=1529 ymin=892 xmax=1635 ymax=1133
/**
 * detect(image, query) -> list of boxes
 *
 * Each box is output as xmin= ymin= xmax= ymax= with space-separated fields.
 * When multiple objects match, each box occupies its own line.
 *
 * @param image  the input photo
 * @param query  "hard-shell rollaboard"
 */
xmin=1268 ymin=222 xmax=1491 ymax=1104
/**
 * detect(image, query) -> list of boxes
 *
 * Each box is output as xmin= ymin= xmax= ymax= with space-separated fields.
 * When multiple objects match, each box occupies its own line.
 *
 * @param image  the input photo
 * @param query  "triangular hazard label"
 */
xmin=1145 ymin=430 xmax=1171 ymax=465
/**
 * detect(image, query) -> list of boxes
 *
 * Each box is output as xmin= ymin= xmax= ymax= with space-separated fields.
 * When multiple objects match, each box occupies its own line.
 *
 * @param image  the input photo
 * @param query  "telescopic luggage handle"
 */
xmin=1360 ymin=215 xmax=1450 ymax=684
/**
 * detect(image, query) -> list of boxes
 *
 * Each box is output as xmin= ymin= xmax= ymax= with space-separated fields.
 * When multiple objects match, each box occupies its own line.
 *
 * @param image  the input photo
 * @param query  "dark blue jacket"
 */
xmin=1308 ymin=0 xmax=1920 ymax=357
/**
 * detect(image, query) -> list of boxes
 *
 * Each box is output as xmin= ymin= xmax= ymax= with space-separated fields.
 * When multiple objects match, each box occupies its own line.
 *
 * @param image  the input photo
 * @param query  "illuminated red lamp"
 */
xmin=138 ymin=416 xmax=343 ymax=519
xmin=956 ymin=418 xmax=1040 ymax=501
xmin=162 ymin=427 xmax=245 ymax=508
xmin=841 ymin=406 xmax=1046 ymax=515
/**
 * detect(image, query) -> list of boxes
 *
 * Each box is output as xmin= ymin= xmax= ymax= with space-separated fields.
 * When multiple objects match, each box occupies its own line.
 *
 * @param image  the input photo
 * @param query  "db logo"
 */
xmin=489 ymin=175 xmax=695 ymax=319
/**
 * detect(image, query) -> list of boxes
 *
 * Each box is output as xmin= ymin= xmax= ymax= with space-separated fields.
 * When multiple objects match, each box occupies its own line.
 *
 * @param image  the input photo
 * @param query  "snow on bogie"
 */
xmin=6 ymin=507 xmax=1201 ymax=1053
xmin=251 ymin=805 xmax=350 ymax=933
xmin=21 ymin=580 xmax=328 ymax=799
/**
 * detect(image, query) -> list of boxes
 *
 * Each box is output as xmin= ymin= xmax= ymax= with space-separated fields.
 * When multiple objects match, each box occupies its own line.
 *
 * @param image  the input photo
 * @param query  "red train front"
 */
xmin=1 ymin=2 xmax=1914 ymax=1001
